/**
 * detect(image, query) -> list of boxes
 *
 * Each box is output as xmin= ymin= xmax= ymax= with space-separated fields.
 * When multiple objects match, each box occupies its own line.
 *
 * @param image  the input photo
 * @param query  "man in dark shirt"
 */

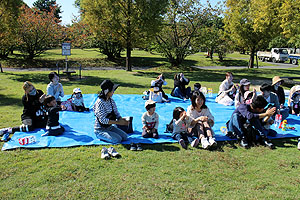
xmin=228 ymin=95 xmax=276 ymax=148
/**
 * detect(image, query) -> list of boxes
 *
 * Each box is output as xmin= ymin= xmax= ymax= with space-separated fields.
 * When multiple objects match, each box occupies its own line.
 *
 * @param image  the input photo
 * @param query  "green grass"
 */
xmin=1 ymin=68 xmax=300 ymax=199
xmin=1 ymin=49 xmax=279 ymax=69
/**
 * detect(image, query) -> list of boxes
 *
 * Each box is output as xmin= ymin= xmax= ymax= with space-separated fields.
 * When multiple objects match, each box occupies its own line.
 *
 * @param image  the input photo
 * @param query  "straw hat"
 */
xmin=272 ymin=76 xmax=284 ymax=86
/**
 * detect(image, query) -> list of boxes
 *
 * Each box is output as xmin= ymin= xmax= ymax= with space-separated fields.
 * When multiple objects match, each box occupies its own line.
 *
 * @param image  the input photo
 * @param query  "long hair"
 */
xmin=23 ymin=81 xmax=34 ymax=102
xmin=191 ymin=91 xmax=207 ymax=109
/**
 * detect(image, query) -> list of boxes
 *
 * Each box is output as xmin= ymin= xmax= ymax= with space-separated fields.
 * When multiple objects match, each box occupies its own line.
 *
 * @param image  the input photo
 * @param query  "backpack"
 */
xmin=243 ymin=123 xmax=259 ymax=146
xmin=165 ymin=119 xmax=173 ymax=133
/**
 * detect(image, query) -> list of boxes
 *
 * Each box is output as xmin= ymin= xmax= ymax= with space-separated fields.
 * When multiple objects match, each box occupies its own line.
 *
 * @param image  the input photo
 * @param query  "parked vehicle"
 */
xmin=289 ymin=54 xmax=300 ymax=65
xmin=257 ymin=48 xmax=289 ymax=63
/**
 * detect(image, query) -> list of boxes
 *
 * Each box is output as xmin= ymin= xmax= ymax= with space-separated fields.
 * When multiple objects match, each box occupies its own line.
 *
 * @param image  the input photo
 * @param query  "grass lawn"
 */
xmin=1 ymin=49 xmax=278 ymax=69
xmin=1 ymin=67 xmax=300 ymax=199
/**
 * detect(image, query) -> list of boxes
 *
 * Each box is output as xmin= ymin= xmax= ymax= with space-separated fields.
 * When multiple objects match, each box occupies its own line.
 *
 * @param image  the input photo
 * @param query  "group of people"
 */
xmin=1 ymin=71 xmax=300 ymax=153
xmin=0 ymin=72 xmax=88 ymax=141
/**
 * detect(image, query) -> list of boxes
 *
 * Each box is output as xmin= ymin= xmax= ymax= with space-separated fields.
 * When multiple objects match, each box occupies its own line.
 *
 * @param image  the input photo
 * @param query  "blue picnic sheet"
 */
xmin=2 ymin=94 xmax=300 ymax=150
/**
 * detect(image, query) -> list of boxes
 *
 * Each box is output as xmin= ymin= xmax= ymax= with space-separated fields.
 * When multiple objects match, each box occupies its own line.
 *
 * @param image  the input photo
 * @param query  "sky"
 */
xmin=23 ymin=0 xmax=80 ymax=25
xmin=23 ymin=0 xmax=220 ymax=25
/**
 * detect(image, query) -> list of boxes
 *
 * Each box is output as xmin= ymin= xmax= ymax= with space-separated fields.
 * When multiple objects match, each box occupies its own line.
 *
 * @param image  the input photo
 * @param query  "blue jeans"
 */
xmin=173 ymin=132 xmax=195 ymax=144
xmin=95 ymin=125 xmax=128 ymax=144
xmin=173 ymin=87 xmax=191 ymax=99
xmin=279 ymin=107 xmax=289 ymax=120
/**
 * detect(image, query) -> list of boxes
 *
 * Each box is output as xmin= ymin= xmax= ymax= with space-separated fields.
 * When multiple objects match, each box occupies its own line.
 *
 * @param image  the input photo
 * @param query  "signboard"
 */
xmin=62 ymin=43 xmax=71 ymax=56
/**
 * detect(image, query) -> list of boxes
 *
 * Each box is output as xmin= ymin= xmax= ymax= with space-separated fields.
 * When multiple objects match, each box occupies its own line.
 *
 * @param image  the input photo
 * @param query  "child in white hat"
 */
xmin=71 ymin=88 xmax=89 ymax=112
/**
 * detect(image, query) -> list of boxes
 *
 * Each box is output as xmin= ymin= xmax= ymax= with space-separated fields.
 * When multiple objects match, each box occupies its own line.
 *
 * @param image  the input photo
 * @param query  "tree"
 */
xmin=0 ymin=0 xmax=22 ymax=58
xmin=154 ymin=0 xmax=211 ymax=66
xmin=17 ymin=5 xmax=61 ymax=59
xmin=81 ymin=0 xmax=168 ymax=71
xmin=279 ymin=0 xmax=300 ymax=48
xmin=33 ymin=0 xmax=62 ymax=20
xmin=224 ymin=0 xmax=282 ymax=68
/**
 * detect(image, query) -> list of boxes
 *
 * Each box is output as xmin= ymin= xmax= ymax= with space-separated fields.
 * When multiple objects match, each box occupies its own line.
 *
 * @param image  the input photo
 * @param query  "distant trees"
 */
xmin=33 ymin=0 xmax=62 ymax=20
xmin=0 ymin=0 xmax=22 ymax=58
xmin=81 ymin=0 xmax=168 ymax=71
xmin=17 ymin=5 xmax=61 ymax=59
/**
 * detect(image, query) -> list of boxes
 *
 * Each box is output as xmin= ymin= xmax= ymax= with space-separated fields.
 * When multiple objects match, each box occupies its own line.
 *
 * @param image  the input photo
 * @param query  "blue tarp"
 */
xmin=2 ymin=94 xmax=300 ymax=150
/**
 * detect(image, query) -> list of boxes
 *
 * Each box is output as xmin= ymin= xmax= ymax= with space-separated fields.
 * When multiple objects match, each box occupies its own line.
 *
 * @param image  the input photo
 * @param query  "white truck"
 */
xmin=257 ymin=48 xmax=289 ymax=63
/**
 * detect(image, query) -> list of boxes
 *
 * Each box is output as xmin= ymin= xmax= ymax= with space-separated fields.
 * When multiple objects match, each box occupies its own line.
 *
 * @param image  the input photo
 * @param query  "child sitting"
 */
xmin=71 ymin=88 xmax=89 ymax=112
xmin=47 ymin=72 xmax=64 ymax=105
xmin=290 ymin=91 xmax=300 ymax=115
xmin=172 ymin=107 xmax=203 ymax=149
xmin=42 ymin=95 xmax=65 ymax=136
xmin=141 ymin=100 xmax=159 ymax=139
xmin=149 ymin=86 xmax=169 ymax=103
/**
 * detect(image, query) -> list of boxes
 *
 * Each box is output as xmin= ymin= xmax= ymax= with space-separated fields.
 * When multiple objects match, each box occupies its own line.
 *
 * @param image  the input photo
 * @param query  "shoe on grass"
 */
xmin=101 ymin=147 xmax=110 ymax=159
xmin=0 ymin=128 xmax=11 ymax=137
xmin=137 ymin=143 xmax=143 ymax=151
xmin=1 ymin=132 xmax=10 ymax=142
xmin=191 ymin=138 xmax=199 ymax=148
xmin=130 ymin=143 xmax=137 ymax=151
xmin=107 ymin=147 xmax=121 ymax=158
xmin=298 ymin=139 xmax=300 ymax=150
xmin=208 ymin=137 xmax=217 ymax=147
xmin=201 ymin=137 xmax=210 ymax=149
xmin=240 ymin=138 xmax=249 ymax=148
xmin=179 ymin=139 xmax=187 ymax=149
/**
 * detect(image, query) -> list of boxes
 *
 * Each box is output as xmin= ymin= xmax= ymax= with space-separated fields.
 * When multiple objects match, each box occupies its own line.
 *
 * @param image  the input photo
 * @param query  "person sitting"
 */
xmin=0 ymin=81 xmax=48 ymax=141
xmin=151 ymin=74 xmax=168 ymax=100
xmin=235 ymin=78 xmax=256 ymax=108
xmin=260 ymin=83 xmax=289 ymax=120
xmin=71 ymin=88 xmax=89 ymax=112
xmin=187 ymin=91 xmax=216 ymax=149
xmin=271 ymin=76 xmax=285 ymax=107
xmin=171 ymin=73 xmax=191 ymax=100
xmin=141 ymin=100 xmax=159 ymax=139
xmin=227 ymin=95 xmax=276 ymax=149
xmin=149 ymin=86 xmax=169 ymax=103
xmin=42 ymin=95 xmax=65 ymax=136
xmin=93 ymin=80 xmax=129 ymax=144
xmin=47 ymin=72 xmax=64 ymax=105
xmin=216 ymin=72 xmax=237 ymax=106
xmin=288 ymin=85 xmax=300 ymax=115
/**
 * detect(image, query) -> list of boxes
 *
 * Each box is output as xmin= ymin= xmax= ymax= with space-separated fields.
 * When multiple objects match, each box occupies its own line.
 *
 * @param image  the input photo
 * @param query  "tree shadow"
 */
xmin=122 ymin=143 xmax=181 ymax=152
xmin=60 ymin=124 xmax=94 ymax=143
xmin=0 ymin=93 xmax=22 ymax=107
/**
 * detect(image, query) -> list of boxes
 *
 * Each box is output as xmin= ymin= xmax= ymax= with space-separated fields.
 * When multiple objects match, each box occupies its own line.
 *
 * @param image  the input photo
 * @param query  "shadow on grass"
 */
xmin=0 ymin=93 xmax=22 ymax=107
xmin=122 ymin=143 xmax=181 ymax=152
xmin=272 ymin=138 xmax=298 ymax=148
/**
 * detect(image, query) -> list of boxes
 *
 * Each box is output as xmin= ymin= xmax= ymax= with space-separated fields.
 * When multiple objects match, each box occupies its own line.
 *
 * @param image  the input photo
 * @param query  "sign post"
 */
xmin=62 ymin=43 xmax=71 ymax=72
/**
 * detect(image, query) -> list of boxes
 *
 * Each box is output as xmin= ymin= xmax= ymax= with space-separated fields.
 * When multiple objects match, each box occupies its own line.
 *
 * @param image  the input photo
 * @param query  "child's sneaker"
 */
xmin=1 ymin=132 xmax=10 ymax=142
xmin=297 ymin=139 xmax=300 ymax=150
xmin=201 ymin=137 xmax=210 ymax=149
xmin=179 ymin=139 xmax=187 ymax=149
xmin=0 ymin=128 xmax=11 ymax=136
xmin=191 ymin=138 xmax=199 ymax=148
xmin=107 ymin=147 xmax=121 ymax=158
xmin=136 ymin=143 xmax=143 ymax=151
xmin=130 ymin=143 xmax=137 ymax=151
xmin=208 ymin=137 xmax=217 ymax=147
xmin=101 ymin=147 xmax=110 ymax=159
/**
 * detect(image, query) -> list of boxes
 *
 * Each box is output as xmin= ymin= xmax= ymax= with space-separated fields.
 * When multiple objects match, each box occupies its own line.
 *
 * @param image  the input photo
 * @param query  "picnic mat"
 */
xmin=2 ymin=94 xmax=300 ymax=150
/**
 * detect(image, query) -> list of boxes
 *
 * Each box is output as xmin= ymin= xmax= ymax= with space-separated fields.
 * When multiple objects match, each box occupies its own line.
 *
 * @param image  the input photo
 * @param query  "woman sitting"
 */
xmin=171 ymin=73 xmax=191 ymax=100
xmin=93 ymin=80 xmax=129 ymax=144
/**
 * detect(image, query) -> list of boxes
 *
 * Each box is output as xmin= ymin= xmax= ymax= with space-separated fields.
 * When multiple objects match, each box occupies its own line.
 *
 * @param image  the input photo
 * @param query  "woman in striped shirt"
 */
xmin=93 ymin=80 xmax=129 ymax=143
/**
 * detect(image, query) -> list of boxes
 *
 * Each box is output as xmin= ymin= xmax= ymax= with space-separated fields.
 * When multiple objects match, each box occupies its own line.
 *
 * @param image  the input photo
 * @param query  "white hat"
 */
xmin=73 ymin=88 xmax=82 ymax=93
xmin=145 ymin=100 xmax=156 ymax=108
xmin=295 ymin=85 xmax=300 ymax=92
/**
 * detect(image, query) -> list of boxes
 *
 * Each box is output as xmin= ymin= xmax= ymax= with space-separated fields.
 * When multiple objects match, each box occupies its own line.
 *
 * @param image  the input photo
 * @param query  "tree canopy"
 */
xmin=33 ymin=0 xmax=62 ymax=20
xmin=81 ymin=0 xmax=168 ymax=71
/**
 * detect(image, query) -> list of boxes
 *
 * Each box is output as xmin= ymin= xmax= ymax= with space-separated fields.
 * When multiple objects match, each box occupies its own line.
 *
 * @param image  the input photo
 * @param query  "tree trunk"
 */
xmin=248 ymin=48 xmax=255 ymax=68
xmin=126 ymin=0 xmax=132 ymax=71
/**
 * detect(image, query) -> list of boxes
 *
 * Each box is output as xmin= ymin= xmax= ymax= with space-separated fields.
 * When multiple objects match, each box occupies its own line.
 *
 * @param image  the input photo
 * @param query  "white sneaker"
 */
xmin=297 ymin=140 xmax=300 ymax=150
xmin=0 ymin=128 xmax=10 ymax=136
xmin=208 ymin=137 xmax=217 ymax=147
xmin=107 ymin=147 xmax=121 ymax=158
xmin=101 ymin=147 xmax=110 ymax=159
xmin=191 ymin=138 xmax=199 ymax=148
xmin=201 ymin=138 xmax=210 ymax=149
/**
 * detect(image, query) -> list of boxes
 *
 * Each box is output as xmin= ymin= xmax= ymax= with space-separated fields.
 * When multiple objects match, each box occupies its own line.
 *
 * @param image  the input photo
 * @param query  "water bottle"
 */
xmin=274 ymin=114 xmax=282 ymax=129
xmin=18 ymin=135 xmax=36 ymax=145
xmin=208 ymin=88 xmax=213 ymax=97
